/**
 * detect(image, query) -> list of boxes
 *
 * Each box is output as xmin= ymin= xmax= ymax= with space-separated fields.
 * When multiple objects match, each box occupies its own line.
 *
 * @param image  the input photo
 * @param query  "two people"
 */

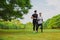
xmin=31 ymin=10 xmax=43 ymax=33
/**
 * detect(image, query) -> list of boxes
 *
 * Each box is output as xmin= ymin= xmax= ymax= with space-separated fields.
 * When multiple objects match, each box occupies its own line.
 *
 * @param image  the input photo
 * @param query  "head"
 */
xmin=34 ymin=10 xmax=37 ymax=14
xmin=39 ymin=13 xmax=42 ymax=17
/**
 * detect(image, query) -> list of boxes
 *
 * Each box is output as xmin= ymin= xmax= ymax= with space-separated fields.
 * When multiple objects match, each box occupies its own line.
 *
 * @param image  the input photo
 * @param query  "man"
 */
xmin=37 ymin=13 xmax=43 ymax=32
xmin=31 ymin=10 xmax=38 ymax=33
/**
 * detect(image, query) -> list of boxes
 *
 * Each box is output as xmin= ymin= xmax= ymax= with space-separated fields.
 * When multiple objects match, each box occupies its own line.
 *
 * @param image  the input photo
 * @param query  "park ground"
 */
xmin=0 ymin=29 xmax=60 ymax=40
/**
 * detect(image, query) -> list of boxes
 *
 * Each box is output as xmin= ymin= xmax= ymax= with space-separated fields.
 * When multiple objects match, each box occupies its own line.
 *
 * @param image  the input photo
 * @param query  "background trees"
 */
xmin=43 ymin=14 xmax=60 ymax=29
xmin=0 ymin=0 xmax=32 ymax=21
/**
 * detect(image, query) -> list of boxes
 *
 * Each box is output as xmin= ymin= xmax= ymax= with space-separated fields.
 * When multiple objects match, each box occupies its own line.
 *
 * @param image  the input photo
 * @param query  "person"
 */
xmin=31 ymin=10 xmax=38 ymax=33
xmin=37 ymin=13 xmax=43 ymax=32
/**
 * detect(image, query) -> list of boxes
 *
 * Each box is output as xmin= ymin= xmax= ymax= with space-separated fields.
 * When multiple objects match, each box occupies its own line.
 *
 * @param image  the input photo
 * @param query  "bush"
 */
xmin=0 ymin=20 xmax=25 ymax=29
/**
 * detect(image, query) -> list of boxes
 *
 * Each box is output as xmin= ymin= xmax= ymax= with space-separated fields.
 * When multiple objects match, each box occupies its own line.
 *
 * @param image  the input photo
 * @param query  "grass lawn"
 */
xmin=0 ymin=29 xmax=60 ymax=40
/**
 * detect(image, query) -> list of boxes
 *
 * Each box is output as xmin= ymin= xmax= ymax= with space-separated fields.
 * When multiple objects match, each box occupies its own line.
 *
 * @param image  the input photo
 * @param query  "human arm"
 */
xmin=31 ymin=16 xmax=37 ymax=19
xmin=31 ymin=14 xmax=37 ymax=19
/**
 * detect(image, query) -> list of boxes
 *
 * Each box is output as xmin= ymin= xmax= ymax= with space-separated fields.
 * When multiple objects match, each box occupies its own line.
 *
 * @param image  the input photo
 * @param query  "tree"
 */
xmin=0 ymin=0 xmax=32 ymax=21
xmin=43 ymin=14 xmax=60 ymax=29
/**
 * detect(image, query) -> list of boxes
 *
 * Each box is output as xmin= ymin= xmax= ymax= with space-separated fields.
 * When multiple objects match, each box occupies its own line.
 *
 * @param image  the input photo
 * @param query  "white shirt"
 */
xmin=37 ymin=17 xmax=43 ymax=24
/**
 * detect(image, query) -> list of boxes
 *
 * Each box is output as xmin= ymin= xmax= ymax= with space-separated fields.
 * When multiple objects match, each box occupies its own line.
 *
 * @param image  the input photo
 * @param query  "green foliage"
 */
xmin=26 ymin=22 xmax=32 ymax=29
xmin=0 ymin=19 xmax=26 ymax=29
xmin=0 ymin=0 xmax=32 ymax=21
xmin=43 ymin=14 xmax=60 ymax=29
xmin=1 ymin=13 xmax=60 ymax=29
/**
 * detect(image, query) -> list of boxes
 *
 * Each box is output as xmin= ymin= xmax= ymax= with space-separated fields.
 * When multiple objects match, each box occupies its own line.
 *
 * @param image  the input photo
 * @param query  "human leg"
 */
xmin=40 ymin=24 xmax=43 ymax=32
xmin=33 ymin=23 xmax=35 ymax=31
xmin=36 ymin=22 xmax=39 ymax=32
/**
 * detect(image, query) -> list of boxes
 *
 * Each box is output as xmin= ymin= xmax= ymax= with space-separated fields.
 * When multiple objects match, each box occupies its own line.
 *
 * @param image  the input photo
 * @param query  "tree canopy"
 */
xmin=43 ymin=14 xmax=60 ymax=29
xmin=0 ymin=0 xmax=32 ymax=21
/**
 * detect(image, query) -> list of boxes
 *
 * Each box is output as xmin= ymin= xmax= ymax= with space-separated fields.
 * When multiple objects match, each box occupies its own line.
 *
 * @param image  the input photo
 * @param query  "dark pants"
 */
xmin=38 ymin=24 xmax=43 ymax=32
xmin=33 ymin=20 xmax=38 ymax=32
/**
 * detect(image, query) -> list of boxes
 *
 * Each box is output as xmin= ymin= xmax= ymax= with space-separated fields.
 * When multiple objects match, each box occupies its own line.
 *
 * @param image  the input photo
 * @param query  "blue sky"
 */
xmin=20 ymin=0 xmax=60 ymax=24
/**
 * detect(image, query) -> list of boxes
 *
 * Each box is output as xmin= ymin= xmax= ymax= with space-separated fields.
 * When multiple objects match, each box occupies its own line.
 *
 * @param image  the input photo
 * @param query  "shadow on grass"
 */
xmin=0 ymin=38 xmax=4 ymax=40
xmin=0 ymin=29 xmax=60 ymax=35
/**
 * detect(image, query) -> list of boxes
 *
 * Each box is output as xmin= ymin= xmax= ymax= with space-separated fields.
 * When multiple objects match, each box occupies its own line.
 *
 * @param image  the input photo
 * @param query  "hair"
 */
xmin=34 ymin=10 xmax=37 ymax=12
xmin=39 ymin=13 xmax=42 ymax=14
xmin=39 ymin=13 xmax=42 ymax=16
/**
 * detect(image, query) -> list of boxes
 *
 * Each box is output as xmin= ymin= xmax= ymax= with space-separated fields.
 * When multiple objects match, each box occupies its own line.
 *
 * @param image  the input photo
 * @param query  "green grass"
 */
xmin=0 ymin=29 xmax=60 ymax=40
